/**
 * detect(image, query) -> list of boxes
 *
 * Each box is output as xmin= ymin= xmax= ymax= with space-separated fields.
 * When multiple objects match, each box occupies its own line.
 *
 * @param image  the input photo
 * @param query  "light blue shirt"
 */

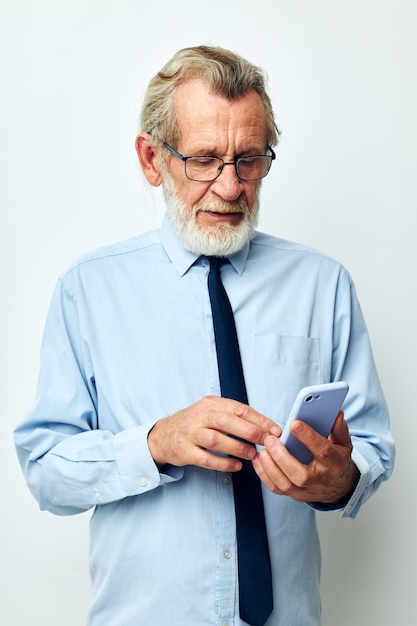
xmin=15 ymin=215 xmax=394 ymax=626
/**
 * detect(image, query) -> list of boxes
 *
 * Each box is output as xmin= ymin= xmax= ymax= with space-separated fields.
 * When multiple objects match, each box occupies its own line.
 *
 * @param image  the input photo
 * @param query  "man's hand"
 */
xmin=252 ymin=411 xmax=359 ymax=504
xmin=147 ymin=396 xmax=281 ymax=473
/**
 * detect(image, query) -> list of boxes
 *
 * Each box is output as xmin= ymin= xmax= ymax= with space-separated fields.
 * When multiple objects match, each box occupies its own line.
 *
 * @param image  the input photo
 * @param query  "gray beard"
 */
xmin=162 ymin=174 xmax=260 ymax=257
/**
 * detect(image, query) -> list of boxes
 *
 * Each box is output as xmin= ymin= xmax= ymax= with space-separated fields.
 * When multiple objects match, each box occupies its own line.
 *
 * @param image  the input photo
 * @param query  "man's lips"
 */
xmin=200 ymin=209 xmax=243 ymax=216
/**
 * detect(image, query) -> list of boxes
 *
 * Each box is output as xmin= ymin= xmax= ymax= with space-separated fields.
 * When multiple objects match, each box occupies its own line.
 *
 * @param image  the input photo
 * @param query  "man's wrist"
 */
xmin=311 ymin=461 xmax=360 ymax=511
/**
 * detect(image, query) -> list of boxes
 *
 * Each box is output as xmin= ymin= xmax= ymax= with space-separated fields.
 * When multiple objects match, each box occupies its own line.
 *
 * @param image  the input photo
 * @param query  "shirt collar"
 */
xmin=160 ymin=213 xmax=250 ymax=277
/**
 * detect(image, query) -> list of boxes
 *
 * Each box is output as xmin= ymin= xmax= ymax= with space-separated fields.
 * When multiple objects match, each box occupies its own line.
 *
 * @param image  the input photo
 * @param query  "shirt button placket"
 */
xmin=217 ymin=471 xmax=236 ymax=625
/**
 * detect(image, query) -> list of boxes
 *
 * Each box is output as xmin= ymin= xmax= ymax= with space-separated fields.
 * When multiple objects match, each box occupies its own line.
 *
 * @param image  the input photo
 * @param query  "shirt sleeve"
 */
xmin=14 ymin=276 xmax=183 ymax=516
xmin=312 ymin=269 xmax=395 ymax=519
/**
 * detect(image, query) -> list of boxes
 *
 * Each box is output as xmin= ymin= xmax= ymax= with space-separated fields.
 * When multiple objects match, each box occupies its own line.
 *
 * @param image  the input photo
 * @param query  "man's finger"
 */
xmin=328 ymin=410 xmax=352 ymax=446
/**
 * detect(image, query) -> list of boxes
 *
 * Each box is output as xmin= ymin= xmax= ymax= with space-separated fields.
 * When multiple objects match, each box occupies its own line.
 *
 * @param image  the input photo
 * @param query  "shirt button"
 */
xmin=222 ymin=474 xmax=231 ymax=485
xmin=223 ymin=549 xmax=232 ymax=560
xmin=223 ymin=622 xmax=231 ymax=626
xmin=93 ymin=489 xmax=102 ymax=500
xmin=139 ymin=476 xmax=149 ymax=486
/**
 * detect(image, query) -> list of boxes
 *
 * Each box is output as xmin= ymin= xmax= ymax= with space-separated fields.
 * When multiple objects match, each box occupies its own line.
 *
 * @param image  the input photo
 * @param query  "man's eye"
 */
xmin=192 ymin=157 xmax=218 ymax=166
xmin=239 ymin=157 xmax=258 ymax=169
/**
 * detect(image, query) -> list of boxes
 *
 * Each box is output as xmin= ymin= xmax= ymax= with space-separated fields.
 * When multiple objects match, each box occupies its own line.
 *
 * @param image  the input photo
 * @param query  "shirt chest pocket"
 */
xmin=252 ymin=335 xmax=321 ymax=427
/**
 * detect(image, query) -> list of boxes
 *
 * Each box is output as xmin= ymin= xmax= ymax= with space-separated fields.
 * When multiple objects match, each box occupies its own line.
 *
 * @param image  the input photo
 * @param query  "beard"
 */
xmin=162 ymin=173 xmax=260 ymax=257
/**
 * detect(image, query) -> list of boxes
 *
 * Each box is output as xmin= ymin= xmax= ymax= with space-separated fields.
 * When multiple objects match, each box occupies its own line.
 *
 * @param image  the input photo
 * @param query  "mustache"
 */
xmin=194 ymin=198 xmax=249 ymax=215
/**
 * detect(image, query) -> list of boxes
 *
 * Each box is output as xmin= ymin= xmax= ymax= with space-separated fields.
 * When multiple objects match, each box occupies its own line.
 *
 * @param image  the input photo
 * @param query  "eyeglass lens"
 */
xmin=185 ymin=156 xmax=272 ymax=182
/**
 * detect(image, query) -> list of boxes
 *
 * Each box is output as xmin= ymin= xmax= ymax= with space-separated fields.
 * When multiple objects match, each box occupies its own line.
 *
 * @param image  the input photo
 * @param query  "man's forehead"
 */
xmin=173 ymin=79 xmax=268 ymax=144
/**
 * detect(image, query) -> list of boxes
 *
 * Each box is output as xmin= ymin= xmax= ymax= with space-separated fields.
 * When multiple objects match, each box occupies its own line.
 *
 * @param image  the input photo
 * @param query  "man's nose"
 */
xmin=212 ymin=162 xmax=243 ymax=201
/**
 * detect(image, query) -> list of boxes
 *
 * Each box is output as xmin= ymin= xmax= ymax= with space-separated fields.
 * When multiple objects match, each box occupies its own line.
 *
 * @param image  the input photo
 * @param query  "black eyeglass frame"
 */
xmin=163 ymin=142 xmax=276 ymax=182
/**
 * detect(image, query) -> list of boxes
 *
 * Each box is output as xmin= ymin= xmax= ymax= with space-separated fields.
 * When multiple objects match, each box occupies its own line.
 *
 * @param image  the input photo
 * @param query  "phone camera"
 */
xmin=305 ymin=395 xmax=313 ymax=403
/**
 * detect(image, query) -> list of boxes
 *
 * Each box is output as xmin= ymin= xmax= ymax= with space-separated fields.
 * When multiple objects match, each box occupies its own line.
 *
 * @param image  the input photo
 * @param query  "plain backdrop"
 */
xmin=1 ymin=1 xmax=415 ymax=624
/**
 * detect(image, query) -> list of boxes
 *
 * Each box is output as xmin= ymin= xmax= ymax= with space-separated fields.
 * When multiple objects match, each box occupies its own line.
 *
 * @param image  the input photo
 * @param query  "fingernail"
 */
xmin=265 ymin=435 xmax=277 ymax=450
xmin=247 ymin=447 xmax=256 ymax=460
xmin=292 ymin=421 xmax=304 ymax=435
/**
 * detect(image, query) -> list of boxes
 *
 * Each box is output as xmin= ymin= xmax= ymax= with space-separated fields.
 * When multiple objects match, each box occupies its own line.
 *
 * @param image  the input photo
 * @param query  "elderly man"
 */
xmin=15 ymin=45 xmax=394 ymax=626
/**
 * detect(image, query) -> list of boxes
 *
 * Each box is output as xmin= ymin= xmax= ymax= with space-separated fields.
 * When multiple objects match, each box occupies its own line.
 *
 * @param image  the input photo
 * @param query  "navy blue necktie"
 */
xmin=208 ymin=257 xmax=273 ymax=626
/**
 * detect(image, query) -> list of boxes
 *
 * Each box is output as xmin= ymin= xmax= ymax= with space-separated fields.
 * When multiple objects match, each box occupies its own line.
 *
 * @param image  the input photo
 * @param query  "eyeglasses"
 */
xmin=163 ymin=142 xmax=276 ymax=182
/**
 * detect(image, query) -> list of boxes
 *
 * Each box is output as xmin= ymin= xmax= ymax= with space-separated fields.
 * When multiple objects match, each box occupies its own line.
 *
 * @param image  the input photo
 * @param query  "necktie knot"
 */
xmin=209 ymin=256 xmax=225 ymax=272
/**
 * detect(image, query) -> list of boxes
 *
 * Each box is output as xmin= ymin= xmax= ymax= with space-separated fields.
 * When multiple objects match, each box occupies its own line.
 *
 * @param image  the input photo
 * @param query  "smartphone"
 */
xmin=280 ymin=381 xmax=349 ymax=464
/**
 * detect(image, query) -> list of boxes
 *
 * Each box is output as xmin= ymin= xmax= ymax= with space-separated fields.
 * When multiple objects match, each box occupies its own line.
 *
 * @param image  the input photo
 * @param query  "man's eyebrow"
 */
xmin=185 ymin=145 xmax=267 ymax=157
xmin=237 ymin=147 xmax=266 ymax=156
xmin=183 ymin=145 xmax=219 ymax=155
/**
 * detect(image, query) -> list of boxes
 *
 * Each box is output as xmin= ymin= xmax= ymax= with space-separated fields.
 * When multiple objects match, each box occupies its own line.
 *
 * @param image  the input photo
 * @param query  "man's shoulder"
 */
xmin=61 ymin=228 xmax=162 ymax=278
xmin=248 ymin=231 xmax=352 ymax=292
xmin=251 ymin=231 xmax=340 ymax=264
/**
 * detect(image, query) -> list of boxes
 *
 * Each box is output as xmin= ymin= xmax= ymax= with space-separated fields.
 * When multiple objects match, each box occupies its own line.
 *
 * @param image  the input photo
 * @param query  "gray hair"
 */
xmin=140 ymin=45 xmax=280 ymax=153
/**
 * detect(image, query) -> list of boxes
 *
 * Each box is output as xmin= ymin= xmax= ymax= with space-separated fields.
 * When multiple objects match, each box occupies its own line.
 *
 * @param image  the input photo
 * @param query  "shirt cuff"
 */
xmin=113 ymin=423 xmax=184 ymax=496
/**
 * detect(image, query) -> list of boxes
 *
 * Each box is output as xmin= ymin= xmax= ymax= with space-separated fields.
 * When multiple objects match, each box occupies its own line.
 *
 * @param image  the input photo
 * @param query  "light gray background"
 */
xmin=1 ymin=1 xmax=415 ymax=624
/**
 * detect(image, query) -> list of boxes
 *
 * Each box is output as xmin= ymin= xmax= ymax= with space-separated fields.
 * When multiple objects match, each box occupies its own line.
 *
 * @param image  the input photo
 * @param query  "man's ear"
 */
xmin=135 ymin=132 xmax=163 ymax=187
